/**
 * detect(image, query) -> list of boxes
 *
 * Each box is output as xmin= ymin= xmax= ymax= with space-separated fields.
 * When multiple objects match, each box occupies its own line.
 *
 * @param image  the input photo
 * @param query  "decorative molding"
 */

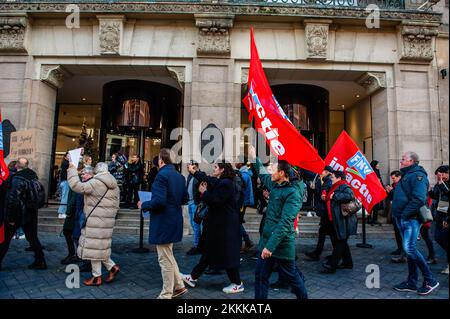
xmin=0 ymin=14 xmax=28 ymax=53
xmin=168 ymin=66 xmax=186 ymax=85
xmin=304 ymin=20 xmax=332 ymax=60
xmin=40 ymin=65 xmax=72 ymax=89
xmin=97 ymin=15 xmax=125 ymax=55
xmin=241 ymin=68 xmax=249 ymax=84
xmin=0 ymin=3 xmax=441 ymax=24
xmin=195 ymin=14 xmax=234 ymax=56
xmin=356 ymin=72 xmax=387 ymax=95
xmin=399 ymin=23 xmax=439 ymax=62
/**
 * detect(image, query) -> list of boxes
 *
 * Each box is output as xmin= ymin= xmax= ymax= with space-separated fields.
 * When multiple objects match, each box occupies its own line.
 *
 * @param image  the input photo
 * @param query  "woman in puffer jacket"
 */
xmin=67 ymin=161 xmax=120 ymax=286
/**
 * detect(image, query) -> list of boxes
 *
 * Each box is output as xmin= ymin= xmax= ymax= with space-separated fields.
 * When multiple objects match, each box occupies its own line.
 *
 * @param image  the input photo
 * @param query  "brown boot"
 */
xmin=105 ymin=265 xmax=120 ymax=283
xmin=84 ymin=276 xmax=102 ymax=286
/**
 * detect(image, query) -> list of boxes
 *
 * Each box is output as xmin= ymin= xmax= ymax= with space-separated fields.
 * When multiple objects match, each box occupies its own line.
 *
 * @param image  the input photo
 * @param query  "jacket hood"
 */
xmin=401 ymin=163 xmax=428 ymax=177
xmin=15 ymin=168 xmax=38 ymax=181
xmin=239 ymin=166 xmax=252 ymax=177
xmin=94 ymin=172 xmax=118 ymax=189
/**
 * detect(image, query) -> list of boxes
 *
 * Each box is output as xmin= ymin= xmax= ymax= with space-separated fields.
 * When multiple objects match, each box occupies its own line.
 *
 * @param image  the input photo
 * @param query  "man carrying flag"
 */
xmin=0 ymin=111 xmax=10 ymax=245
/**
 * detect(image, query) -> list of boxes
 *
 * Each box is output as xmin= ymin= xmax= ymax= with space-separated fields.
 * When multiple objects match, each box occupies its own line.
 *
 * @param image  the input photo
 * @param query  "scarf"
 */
xmin=325 ymin=180 xmax=347 ymax=222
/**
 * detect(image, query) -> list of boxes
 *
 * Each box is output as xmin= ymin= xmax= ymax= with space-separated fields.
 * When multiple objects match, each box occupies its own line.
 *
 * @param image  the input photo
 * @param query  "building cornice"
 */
xmin=0 ymin=2 xmax=442 ymax=24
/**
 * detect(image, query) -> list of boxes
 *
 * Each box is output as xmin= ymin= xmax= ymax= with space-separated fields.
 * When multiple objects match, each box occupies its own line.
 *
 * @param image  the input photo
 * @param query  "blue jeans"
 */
xmin=255 ymin=255 xmax=308 ymax=299
xmin=58 ymin=181 xmax=69 ymax=214
xmin=395 ymin=217 xmax=437 ymax=287
xmin=240 ymin=224 xmax=250 ymax=243
xmin=188 ymin=203 xmax=202 ymax=248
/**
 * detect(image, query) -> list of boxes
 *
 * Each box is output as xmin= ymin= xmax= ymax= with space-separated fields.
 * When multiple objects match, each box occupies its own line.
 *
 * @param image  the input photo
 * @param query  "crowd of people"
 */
xmin=0 ymin=147 xmax=448 ymax=299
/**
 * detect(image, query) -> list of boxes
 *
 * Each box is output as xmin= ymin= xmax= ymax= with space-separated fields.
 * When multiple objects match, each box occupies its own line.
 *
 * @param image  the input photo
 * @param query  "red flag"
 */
xmin=243 ymin=28 xmax=325 ymax=174
xmin=0 ymin=109 xmax=9 ymax=185
xmin=324 ymin=131 xmax=387 ymax=213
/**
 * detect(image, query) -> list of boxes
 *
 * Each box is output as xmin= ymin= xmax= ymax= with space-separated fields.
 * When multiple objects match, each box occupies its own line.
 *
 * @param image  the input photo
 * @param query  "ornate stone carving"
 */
xmin=97 ymin=15 xmax=125 ymax=55
xmin=40 ymin=65 xmax=72 ymax=89
xmin=168 ymin=66 xmax=186 ymax=84
xmin=0 ymin=14 xmax=28 ymax=53
xmin=0 ymin=3 xmax=442 ymax=24
xmin=241 ymin=68 xmax=249 ymax=85
xmin=195 ymin=14 xmax=234 ymax=56
xmin=399 ymin=23 xmax=439 ymax=62
xmin=305 ymin=22 xmax=330 ymax=60
xmin=356 ymin=72 xmax=387 ymax=95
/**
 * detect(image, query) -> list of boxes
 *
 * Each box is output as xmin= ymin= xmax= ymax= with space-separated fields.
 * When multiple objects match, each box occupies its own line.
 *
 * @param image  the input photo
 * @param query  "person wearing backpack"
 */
xmin=0 ymin=158 xmax=46 ymax=270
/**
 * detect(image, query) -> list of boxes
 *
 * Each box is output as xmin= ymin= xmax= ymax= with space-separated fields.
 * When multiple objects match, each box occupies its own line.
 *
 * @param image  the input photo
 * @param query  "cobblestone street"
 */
xmin=0 ymin=232 xmax=448 ymax=299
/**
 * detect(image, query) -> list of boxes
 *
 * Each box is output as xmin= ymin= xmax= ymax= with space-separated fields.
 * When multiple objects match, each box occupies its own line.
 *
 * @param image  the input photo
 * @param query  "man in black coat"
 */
xmin=0 ymin=158 xmax=46 ymax=270
xmin=304 ymin=166 xmax=334 ymax=261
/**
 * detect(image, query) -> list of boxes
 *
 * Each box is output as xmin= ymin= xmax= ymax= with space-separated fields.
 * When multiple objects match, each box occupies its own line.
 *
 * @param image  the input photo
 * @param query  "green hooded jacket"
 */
xmin=254 ymin=157 xmax=304 ymax=260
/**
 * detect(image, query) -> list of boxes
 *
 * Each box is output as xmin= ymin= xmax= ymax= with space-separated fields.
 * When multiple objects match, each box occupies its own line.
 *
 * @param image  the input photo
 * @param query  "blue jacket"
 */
xmin=391 ymin=164 xmax=429 ymax=220
xmin=239 ymin=166 xmax=254 ymax=207
xmin=142 ymin=164 xmax=189 ymax=245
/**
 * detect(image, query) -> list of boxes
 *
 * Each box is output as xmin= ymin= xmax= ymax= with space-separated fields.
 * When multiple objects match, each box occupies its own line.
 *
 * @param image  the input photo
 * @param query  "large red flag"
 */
xmin=0 ymin=109 xmax=9 ymax=244
xmin=324 ymin=131 xmax=387 ymax=213
xmin=243 ymin=28 xmax=325 ymax=174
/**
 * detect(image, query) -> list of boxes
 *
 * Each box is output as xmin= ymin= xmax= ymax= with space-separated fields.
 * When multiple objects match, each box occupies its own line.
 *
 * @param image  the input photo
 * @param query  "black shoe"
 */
xmin=270 ymin=281 xmax=290 ymax=290
xmin=186 ymin=247 xmax=201 ymax=256
xmin=320 ymin=264 xmax=336 ymax=274
xmin=304 ymin=251 xmax=320 ymax=261
xmin=391 ymin=256 xmax=407 ymax=263
xmin=28 ymin=260 xmax=47 ymax=270
xmin=391 ymin=249 xmax=402 ymax=255
xmin=204 ymin=269 xmax=222 ymax=275
xmin=60 ymin=255 xmax=78 ymax=265
xmin=337 ymin=264 xmax=353 ymax=269
xmin=25 ymin=246 xmax=45 ymax=252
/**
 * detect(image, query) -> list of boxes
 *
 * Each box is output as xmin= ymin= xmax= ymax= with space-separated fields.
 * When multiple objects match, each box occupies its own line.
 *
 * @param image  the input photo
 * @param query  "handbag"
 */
xmin=193 ymin=202 xmax=208 ymax=224
xmin=398 ymin=180 xmax=433 ymax=223
xmin=341 ymin=199 xmax=362 ymax=217
xmin=437 ymin=198 xmax=449 ymax=214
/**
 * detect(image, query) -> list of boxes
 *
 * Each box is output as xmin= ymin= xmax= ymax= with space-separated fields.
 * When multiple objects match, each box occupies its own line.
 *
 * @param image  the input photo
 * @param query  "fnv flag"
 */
xmin=325 ymin=131 xmax=387 ymax=213
xmin=243 ymin=28 xmax=325 ymax=174
xmin=0 ymin=110 xmax=10 ymax=244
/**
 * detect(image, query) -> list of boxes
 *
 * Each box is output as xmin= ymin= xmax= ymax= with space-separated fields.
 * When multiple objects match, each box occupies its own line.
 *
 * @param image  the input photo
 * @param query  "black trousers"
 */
xmin=63 ymin=229 xmax=76 ymax=257
xmin=314 ymin=213 xmax=335 ymax=255
xmin=393 ymin=219 xmax=403 ymax=252
xmin=0 ymin=215 xmax=45 ymax=265
xmin=420 ymin=225 xmax=435 ymax=259
xmin=327 ymin=226 xmax=352 ymax=269
xmin=126 ymin=184 xmax=140 ymax=205
xmin=191 ymin=253 xmax=241 ymax=285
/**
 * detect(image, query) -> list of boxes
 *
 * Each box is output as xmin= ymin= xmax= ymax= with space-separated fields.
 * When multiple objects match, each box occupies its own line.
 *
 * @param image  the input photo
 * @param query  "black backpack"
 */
xmin=26 ymin=179 xmax=46 ymax=210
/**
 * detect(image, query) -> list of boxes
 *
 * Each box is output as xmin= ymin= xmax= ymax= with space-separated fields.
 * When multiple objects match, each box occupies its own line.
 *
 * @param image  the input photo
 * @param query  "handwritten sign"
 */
xmin=9 ymin=129 xmax=37 ymax=160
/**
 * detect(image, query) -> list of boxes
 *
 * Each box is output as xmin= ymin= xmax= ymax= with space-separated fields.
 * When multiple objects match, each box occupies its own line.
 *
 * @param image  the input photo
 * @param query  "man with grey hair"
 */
xmin=392 ymin=151 xmax=439 ymax=295
xmin=0 ymin=158 xmax=46 ymax=270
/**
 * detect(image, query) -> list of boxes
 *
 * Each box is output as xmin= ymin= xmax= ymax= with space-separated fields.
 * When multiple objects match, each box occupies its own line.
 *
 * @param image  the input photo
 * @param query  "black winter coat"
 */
xmin=4 ymin=168 xmax=39 ymax=225
xmin=329 ymin=184 xmax=358 ymax=241
xmin=193 ymin=171 xmax=240 ymax=270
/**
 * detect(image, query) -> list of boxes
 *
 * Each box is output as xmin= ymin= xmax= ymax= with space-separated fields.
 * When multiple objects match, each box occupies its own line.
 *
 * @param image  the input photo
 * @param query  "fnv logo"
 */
xmin=346 ymin=151 xmax=373 ymax=180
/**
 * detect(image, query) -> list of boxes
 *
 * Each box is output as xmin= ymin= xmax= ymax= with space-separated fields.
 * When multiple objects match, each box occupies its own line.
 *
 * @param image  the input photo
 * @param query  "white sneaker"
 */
xmin=222 ymin=282 xmax=244 ymax=294
xmin=58 ymin=214 xmax=66 ymax=219
xmin=18 ymin=235 xmax=26 ymax=239
xmin=441 ymin=265 xmax=449 ymax=275
xmin=180 ymin=273 xmax=197 ymax=288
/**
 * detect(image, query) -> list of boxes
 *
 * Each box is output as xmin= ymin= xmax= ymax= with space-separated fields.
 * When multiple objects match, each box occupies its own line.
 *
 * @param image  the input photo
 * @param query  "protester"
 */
xmin=126 ymin=155 xmax=143 ymax=209
xmin=392 ymin=151 xmax=439 ymax=295
xmin=138 ymin=149 xmax=189 ymax=299
xmin=247 ymin=146 xmax=307 ymax=299
xmin=108 ymin=153 xmax=124 ymax=188
xmin=146 ymin=157 xmax=159 ymax=191
xmin=67 ymin=161 xmax=120 ymax=286
xmin=236 ymin=162 xmax=255 ymax=252
xmin=58 ymin=152 xmax=70 ymax=219
xmin=180 ymin=161 xmax=244 ymax=294
xmin=0 ymin=158 xmax=46 ymax=270
xmin=369 ymin=160 xmax=384 ymax=226
xmin=185 ymin=161 xmax=202 ymax=256
xmin=321 ymin=170 xmax=357 ymax=274
xmin=387 ymin=170 xmax=407 ymax=263
xmin=304 ymin=165 xmax=334 ymax=261
xmin=83 ymin=155 xmax=93 ymax=169
xmin=429 ymin=165 xmax=449 ymax=274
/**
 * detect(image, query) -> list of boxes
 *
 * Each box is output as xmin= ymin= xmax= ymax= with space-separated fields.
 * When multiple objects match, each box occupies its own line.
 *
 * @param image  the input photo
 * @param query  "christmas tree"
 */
xmin=78 ymin=120 xmax=98 ymax=162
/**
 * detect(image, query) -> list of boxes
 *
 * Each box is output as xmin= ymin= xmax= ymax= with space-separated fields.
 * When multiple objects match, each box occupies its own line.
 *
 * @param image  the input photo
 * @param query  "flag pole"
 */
xmin=356 ymin=207 xmax=373 ymax=249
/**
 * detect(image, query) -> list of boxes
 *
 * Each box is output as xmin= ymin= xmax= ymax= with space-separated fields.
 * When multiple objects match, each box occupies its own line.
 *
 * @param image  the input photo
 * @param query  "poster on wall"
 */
xmin=9 ymin=129 xmax=37 ymax=161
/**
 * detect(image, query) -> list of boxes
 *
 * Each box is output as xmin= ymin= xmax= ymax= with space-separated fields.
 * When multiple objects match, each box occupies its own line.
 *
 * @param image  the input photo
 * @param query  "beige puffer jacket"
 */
xmin=67 ymin=167 xmax=120 ymax=261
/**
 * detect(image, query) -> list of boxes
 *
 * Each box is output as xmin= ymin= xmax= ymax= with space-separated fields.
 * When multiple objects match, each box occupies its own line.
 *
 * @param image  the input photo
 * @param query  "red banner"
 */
xmin=243 ymin=28 xmax=325 ymax=174
xmin=324 ymin=131 xmax=387 ymax=213
xmin=0 ymin=110 xmax=9 ymax=186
